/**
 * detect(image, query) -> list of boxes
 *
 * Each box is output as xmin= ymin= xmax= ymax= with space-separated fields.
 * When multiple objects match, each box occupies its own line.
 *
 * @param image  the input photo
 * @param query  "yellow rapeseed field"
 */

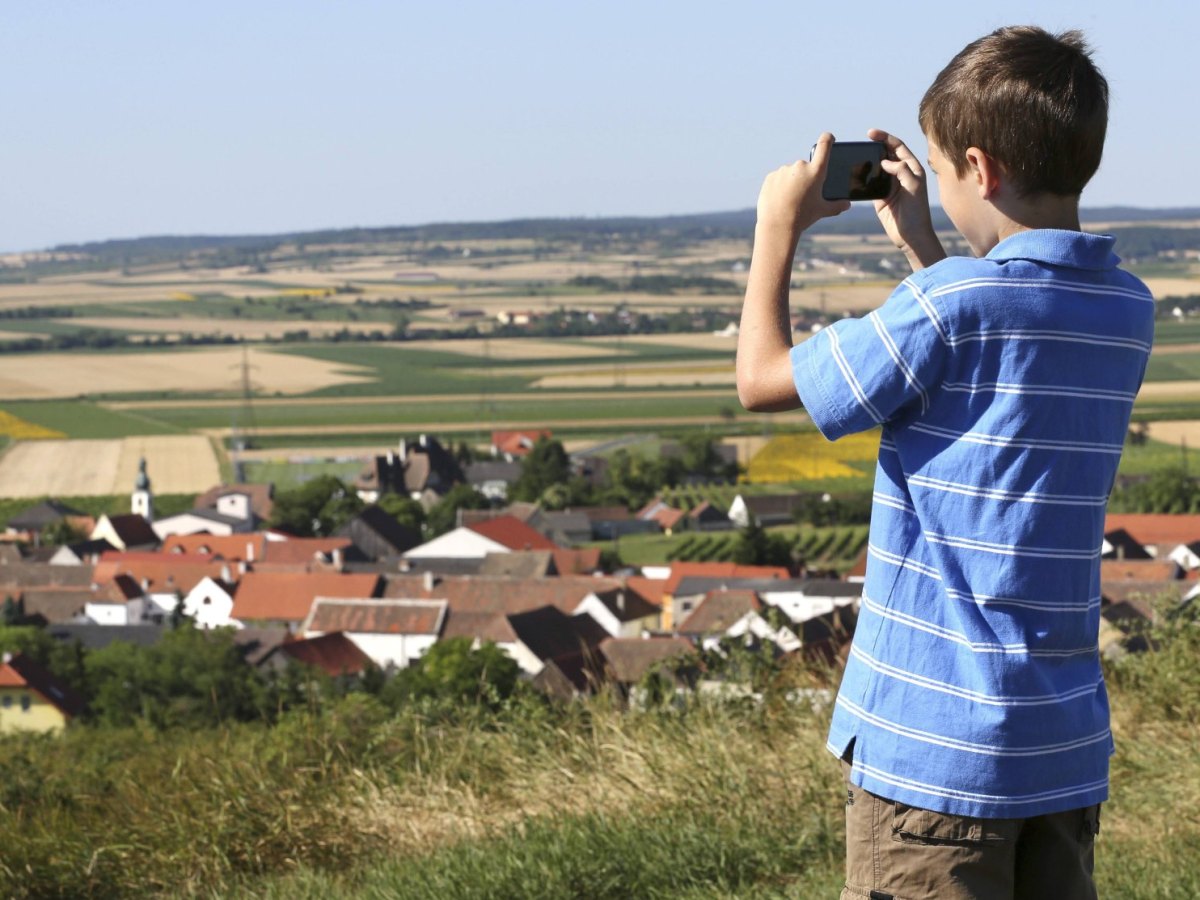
xmin=0 ymin=411 xmax=65 ymax=440
xmin=169 ymin=291 xmax=196 ymax=301
xmin=747 ymin=430 xmax=879 ymax=482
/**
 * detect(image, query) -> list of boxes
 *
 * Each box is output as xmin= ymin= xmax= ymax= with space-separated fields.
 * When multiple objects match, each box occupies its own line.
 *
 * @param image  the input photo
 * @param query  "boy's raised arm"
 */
xmin=737 ymin=133 xmax=849 ymax=412
xmin=868 ymin=128 xmax=946 ymax=271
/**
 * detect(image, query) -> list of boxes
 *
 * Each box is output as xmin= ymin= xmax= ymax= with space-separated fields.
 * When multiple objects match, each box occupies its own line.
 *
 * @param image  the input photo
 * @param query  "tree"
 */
xmin=84 ymin=625 xmax=267 ymax=728
xmin=270 ymin=475 xmax=363 ymax=536
xmin=425 ymin=483 xmax=489 ymax=537
xmin=378 ymin=493 xmax=426 ymax=535
xmin=510 ymin=437 xmax=572 ymax=502
xmin=380 ymin=638 xmax=519 ymax=711
xmin=731 ymin=521 xmax=792 ymax=567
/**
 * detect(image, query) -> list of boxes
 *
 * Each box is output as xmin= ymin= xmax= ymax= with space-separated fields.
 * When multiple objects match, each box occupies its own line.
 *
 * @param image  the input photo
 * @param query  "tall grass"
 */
xmin=1 ymin=617 xmax=1198 ymax=898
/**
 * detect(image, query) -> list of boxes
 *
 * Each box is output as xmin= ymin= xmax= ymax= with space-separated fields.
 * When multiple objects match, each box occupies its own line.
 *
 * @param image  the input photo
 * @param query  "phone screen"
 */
xmin=819 ymin=142 xmax=892 ymax=201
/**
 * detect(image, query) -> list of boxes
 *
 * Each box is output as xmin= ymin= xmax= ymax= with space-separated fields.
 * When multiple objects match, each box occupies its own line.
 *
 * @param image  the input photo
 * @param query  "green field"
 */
xmin=0 ymin=400 xmax=182 ymax=438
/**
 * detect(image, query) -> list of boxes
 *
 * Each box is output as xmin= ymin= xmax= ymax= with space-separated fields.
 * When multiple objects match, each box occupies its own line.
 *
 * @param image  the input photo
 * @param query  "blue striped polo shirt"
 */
xmin=791 ymin=229 xmax=1154 ymax=818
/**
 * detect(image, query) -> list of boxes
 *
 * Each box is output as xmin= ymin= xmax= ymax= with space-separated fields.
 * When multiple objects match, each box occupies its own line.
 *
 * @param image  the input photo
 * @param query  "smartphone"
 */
xmin=813 ymin=141 xmax=893 ymax=201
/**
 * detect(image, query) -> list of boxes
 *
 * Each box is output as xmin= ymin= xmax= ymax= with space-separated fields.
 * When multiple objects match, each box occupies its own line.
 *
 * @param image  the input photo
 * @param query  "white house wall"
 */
xmin=402 ymin=528 xmax=509 ymax=560
xmin=183 ymin=578 xmax=237 ymax=630
xmin=344 ymin=632 xmax=437 ymax=670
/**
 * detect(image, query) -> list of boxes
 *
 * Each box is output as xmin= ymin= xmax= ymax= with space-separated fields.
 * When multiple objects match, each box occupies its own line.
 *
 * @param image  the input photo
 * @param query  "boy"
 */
xmin=736 ymin=26 xmax=1152 ymax=900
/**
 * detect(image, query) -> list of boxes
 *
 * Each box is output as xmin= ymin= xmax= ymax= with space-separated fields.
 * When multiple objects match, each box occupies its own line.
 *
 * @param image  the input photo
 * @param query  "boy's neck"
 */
xmin=993 ymin=191 xmax=1082 ymax=244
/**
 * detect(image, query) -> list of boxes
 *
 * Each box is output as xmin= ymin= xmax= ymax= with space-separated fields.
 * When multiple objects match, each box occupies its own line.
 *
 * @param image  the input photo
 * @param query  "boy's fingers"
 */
xmin=809 ymin=132 xmax=837 ymax=170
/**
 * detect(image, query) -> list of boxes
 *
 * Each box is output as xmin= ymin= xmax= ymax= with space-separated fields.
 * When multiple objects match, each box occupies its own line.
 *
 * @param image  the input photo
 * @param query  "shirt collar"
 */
xmin=985 ymin=229 xmax=1119 ymax=270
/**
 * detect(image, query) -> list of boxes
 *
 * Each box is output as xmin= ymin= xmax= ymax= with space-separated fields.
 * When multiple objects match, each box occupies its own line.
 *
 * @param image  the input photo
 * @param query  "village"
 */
xmin=0 ymin=426 xmax=1188 ymax=734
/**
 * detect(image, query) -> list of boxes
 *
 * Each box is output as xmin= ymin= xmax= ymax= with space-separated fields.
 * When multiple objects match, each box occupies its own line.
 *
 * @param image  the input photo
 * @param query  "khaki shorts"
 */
xmin=841 ymin=761 xmax=1100 ymax=900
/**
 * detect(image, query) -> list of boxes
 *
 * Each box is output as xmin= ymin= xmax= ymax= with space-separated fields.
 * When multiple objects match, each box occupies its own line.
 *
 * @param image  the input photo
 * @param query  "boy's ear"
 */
xmin=964 ymin=146 xmax=1002 ymax=200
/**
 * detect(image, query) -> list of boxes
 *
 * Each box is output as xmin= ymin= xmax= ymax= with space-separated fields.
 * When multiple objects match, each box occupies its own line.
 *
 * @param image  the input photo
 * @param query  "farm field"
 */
xmin=0 ymin=213 xmax=1195 ymax=501
xmin=0 ymin=347 xmax=374 ymax=400
xmin=0 ymin=435 xmax=220 ymax=497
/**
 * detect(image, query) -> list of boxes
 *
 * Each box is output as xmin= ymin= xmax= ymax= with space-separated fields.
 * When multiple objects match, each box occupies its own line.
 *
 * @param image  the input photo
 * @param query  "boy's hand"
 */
xmin=868 ymin=128 xmax=946 ymax=270
xmin=755 ymin=133 xmax=851 ymax=237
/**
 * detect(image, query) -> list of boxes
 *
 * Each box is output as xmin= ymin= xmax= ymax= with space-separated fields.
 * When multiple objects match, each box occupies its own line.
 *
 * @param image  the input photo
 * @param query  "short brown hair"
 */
xmin=919 ymin=26 xmax=1108 ymax=197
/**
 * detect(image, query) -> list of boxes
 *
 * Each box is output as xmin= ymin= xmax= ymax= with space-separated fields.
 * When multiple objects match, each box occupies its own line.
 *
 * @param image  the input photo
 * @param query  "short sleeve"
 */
xmin=790 ymin=276 xmax=949 ymax=441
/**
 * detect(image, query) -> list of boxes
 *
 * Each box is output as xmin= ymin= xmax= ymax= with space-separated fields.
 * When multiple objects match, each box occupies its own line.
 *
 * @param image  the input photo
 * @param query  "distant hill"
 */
xmin=43 ymin=206 xmax=1200 ymax=270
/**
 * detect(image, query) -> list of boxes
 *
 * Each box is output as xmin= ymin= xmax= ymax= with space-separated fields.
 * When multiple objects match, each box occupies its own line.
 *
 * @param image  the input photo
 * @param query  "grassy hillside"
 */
xmin=1 ymin=605 xmax=1198 ymax=898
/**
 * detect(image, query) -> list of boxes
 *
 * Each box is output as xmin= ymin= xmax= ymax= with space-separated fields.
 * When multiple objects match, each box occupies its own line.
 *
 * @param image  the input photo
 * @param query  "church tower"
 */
xmin=131 ymin=457 xmax=154 ymax=522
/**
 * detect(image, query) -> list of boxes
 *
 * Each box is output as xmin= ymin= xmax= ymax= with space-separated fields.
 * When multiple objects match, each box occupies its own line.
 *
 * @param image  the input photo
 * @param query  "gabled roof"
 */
xmin=599 ymin=636 xmax=695 ymax=683
xmin=18 ymin=588 xmax=91 ymax=624
xmin=1100 ymin=579 xmax=1190 ymax=605
xmin=467 ymin=516 xmax=557 ymax=552
xmin=440 ymin=609 xmax=518 ymax=643
xmin=588 ymin=587 xmax=661 ymax=623
xmin=98 ymin=514 xmax=159 ymax=548
xmin=261 ymin=536 xmax=355 ymax=567
xmin=0 ymin=562 xmax=95 ymax=590
xmin=276 ymin=632 xmax=373 ymax=676
xmin=6 ymin=500 xmax=85 ymax=531
xmin=663 ymin=562 xmax=790 ymax=597
xmin=650 ymin=507 xmax=686 ymax=531
xmin=1099 ymin=559 xmax=1182 ymax=582
xmin=230 ymin=572 xmax=381 ymax=624
xmin=1104 ymin=513 xmax=1200 ymax=549
xmin=507 ymin=606 xmax=606 ymax=662
xmin=478 ymin=550 xmax=556 ymax=578
xmin=335 ymin=505 xmax=421 ymax=556
xmin=305 ymin=598 xmax=447 ymax=636
xmin=163 ymin=533 xmax=269 ymax=561
xmin=0 ymin=652 xmax=85 ymax=718
xmin=677 ymin=589 xmax=763 ymax=635
xmin=93 ymin=551 xmax=228 ymax=596
xmin=381 ymin=573 xmax=623 ymax=616
xmin=193 ymin=483 xmax=274 ymax=520
xmin=492 ymin=429 xmax=551 ymax=457
xmin=551 ymin=547 xmax=602 ymax=576
xmin=625 ymin=576 xmax=667 ymax=608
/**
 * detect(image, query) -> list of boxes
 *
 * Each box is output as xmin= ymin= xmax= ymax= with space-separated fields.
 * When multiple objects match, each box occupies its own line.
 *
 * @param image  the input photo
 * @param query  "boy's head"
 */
xmin=919 ymin=26 xmax=1108 ymax=199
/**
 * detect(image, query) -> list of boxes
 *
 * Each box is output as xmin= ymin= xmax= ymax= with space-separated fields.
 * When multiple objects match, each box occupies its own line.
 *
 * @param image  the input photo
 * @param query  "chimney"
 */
xmin=419 ymin=433 xmax=428 ymax=447
xmin=246 ymin=541 xmax=255 ymax=562
xmin=1116 ymin=544 xmax=1125 ymax=560
xmin=423 ymin=571 xmax=437 ymax=592
xmin=220 ymin=564 xmax=232 ymax=583
xmin=332 ymin=548 xmax=344 ymax=569
xmin=616 ymin=591 xmax=626 ymax=614
xmin=398 ymin=438 xmax=408 ymax=462
xmin=238 ymin=560 xmax=247 ymax=575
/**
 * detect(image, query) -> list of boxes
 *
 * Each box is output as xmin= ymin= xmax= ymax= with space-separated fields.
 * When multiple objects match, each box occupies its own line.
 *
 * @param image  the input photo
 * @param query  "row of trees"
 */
xmin=0 ymin=622 xmax=521 ymax=731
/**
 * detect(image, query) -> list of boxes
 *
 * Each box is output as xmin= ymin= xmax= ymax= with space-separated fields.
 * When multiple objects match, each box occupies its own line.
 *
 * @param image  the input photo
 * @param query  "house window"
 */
xmin=20 ymin=694 xmax=31 ymax=712
xmin=1 ymin=695 xmax=10 ymax=708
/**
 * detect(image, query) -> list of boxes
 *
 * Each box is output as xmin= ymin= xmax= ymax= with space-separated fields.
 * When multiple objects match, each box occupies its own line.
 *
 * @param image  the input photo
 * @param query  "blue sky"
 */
xmin=1 ymin=0 xmax=1196 ymax=251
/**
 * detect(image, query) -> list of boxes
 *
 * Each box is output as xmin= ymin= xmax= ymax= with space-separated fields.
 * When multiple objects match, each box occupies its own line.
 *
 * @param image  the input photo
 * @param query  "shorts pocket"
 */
xmin=892 ymin=802 xmax=1017 ymax=846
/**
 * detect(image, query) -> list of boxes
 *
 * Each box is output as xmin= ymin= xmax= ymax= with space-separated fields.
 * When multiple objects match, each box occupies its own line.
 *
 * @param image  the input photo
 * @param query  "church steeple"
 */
xmin=132 ymin=457 xmax=154 ymax=521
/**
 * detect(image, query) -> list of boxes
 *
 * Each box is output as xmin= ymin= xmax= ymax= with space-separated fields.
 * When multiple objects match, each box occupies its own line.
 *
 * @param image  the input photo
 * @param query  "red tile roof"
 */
xmin=276 ymin=632 xmax=372 ymax=676
xmin=163 ymin=533 xmax=269 ymax=561
xmin=0 ymin=653 xmax=85 ymax=718
xmin=1104 ymin=514 xmax=1200 ymax=549
xmin=467 ymin=516 xmax=557 ymax=552
xmin=1099 ymin=560 xmax=1181 ymax=582
xmin=663 ymin=563 xmax=789 ymax=597
xmin=624 ymin=576 xmax=666 ymax=609
xmin=92 ymin=551 xmax=229 ymax=595
xmin=492 ymin=429 xmax=551 ymax=457
xmin=382 ymin=574 xmax=621 ymax=616
xmin=551 ymin=547 xmax=602 ymax=575
xmin=305 ymin=599 xmax=447 ymax=635
xmin=261 ymin=536 xmax=355 ymax=567
xmin=231 ymin=572 xmax=380 ymax=624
